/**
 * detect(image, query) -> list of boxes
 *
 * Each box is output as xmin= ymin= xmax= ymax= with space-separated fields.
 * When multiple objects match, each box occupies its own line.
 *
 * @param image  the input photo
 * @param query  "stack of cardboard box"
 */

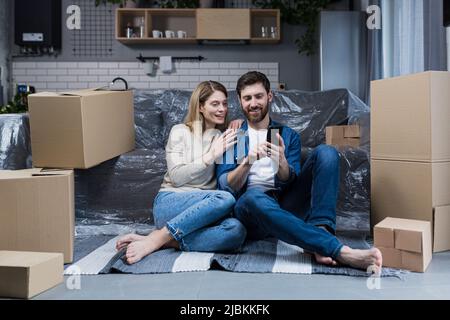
xmin=0 ymin=89 xmax=135 ymax=298
xmin=374 ymin=218 xmax=432 ymax=272
xmin=325 ymin=125 xmax=360 ymax=148
xmin=371 ymin=71 xmax=450 ymax=253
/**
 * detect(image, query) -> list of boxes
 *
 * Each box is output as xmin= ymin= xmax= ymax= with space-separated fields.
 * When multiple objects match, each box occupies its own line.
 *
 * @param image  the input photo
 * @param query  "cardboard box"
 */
xmin=374 ymin=218 xmax=432 ymax=272
xmin=0 ymin=251 xmax=63 ymax=299
xmin=0 ymin=169 xmax=74 ymax=263
xmin=28 ymin=89 xmax=135 ymax=169
xmin=371 ymin=71 xmax=450 ymax=162
xmin=378 ymin=247 xmax=402 ymax=269
xmin=371 ymin=159 xmax=450 ymax=252
xmin=325 ymin=125 xmax=360 ymax=147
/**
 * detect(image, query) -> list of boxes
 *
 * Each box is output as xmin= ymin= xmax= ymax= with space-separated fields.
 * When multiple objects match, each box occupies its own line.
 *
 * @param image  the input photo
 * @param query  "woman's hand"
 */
xmin=203 ymin=129 xmax=238 ymax=165
xmin=228 ymin=119 xmax=244 ymax=130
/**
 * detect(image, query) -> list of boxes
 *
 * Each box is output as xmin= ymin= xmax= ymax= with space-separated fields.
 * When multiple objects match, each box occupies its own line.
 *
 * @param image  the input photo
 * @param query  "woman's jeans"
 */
xmin=153 ymin=190 xmax=246 ymax=252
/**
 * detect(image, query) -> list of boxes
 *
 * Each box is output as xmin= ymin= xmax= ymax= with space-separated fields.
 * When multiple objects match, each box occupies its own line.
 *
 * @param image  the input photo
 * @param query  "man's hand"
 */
xmin=257 ymin=133 xmax=290 ymax=181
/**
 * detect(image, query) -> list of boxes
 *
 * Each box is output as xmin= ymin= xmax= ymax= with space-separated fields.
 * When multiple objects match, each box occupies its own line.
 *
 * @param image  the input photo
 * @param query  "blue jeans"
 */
xmin=234 ymin=145 xmax=344 ymax=259
xmin=153 ymin=190 xmax=246 ymax=252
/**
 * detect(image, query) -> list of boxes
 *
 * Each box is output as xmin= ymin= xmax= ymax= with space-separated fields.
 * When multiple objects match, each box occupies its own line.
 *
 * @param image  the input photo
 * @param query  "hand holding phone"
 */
xmin=266 ymin=125 xmax=283 ymax=156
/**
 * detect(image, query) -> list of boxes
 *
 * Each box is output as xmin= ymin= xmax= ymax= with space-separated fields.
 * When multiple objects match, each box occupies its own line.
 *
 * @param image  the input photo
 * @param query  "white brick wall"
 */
xmin=12 ymin=61 xmax=279 ymax=92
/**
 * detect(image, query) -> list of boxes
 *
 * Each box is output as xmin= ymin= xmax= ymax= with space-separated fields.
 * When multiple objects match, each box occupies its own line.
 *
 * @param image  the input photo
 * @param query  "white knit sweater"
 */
xmin=159 ymin=123 xmax=221 ymax=192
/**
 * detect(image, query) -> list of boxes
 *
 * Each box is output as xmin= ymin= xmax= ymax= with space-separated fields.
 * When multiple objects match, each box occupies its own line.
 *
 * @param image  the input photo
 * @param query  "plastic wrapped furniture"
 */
xmin=0 ymin=114 xmax=32 ymax=170
xmin=0 ymin=88 xmax=371 ymax=234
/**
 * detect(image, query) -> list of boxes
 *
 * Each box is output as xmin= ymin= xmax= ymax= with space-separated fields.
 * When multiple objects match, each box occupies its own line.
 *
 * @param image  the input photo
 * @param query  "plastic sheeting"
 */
xmin=0 ymin=88 xmax=371 ymax=235
xmin=0 ymin=114 xmax=32 ymax=169
xmin=75 ymin=148 xmax=166 ymax=228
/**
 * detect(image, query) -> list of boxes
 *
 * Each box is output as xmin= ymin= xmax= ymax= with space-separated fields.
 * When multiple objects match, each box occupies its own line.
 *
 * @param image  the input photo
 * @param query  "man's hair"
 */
xmin=236 ymin=71 xmax=271 ymax=97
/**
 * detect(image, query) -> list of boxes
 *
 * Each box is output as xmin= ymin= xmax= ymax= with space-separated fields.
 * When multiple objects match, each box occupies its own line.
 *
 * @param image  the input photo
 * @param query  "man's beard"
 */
xmin=244 ymin=103 xmax=269 ymax=124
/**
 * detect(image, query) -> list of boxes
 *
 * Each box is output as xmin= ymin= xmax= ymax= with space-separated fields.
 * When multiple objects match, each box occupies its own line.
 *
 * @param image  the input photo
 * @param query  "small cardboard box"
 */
xmin=371 ymin=159 xmax=450 ymax=252
xmin=28 ymin=89 xmax=135 ymax=169
xmin=0 ymin=169 xmax=74 ymax=263
xmin=374 ymin=218 xmax=432 ymax=272
xmin=0 ymin=251 xmax=63 ymax=299
xmin=326 ymin=125 xmax=360 ymax=147
xmin=371 ymin=71 xmax=450 ymax=162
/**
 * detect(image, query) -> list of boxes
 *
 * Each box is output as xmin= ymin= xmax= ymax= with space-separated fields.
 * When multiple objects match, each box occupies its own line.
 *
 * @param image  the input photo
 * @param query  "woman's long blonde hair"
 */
xmin=184 ymin=81 xmax=228 ymax=135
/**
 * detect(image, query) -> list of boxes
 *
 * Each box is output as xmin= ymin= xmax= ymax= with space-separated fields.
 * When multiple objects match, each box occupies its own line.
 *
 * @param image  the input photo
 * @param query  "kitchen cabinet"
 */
xmin=115 ymin=8 xmax=280 ymax=44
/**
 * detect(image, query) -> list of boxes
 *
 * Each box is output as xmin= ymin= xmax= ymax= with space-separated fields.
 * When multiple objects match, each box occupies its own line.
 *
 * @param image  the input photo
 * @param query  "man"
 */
xmin=216 ymin=71 xmax=381 ymax=271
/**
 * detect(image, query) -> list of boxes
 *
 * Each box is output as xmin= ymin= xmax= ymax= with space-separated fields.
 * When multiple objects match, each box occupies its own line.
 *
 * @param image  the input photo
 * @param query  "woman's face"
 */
xmin=200 ymin=90 xmax=228 ymax=127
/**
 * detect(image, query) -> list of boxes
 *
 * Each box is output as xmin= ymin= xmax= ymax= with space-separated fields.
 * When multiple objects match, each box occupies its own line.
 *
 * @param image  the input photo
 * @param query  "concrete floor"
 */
xmin=31 ymin=251 xmax=450 ymax=300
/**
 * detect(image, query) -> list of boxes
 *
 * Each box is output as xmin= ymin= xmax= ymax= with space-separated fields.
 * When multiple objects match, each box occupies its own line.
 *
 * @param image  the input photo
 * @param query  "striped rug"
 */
xmin=64 ymin=235 xmax=406 ymax=278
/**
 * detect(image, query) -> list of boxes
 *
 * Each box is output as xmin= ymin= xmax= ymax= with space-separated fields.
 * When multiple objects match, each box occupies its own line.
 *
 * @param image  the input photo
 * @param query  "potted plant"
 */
xmin=0 ymin=92 xmax=30 ymax=114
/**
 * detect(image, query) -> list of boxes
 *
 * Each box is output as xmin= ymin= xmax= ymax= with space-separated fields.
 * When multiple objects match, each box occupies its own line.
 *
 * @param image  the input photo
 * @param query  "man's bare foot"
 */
xmin=337 ymin=246 xmax=383 ymax=272
xmin=308 ymin=225 xmax=337 ymax=266
xmin=116 ymin=233 xmax=146 ymax=251
xmin=125 ymin=228 xmax=173 ymax=264
xmin=314 ymin=253 xmax=338 ymax=266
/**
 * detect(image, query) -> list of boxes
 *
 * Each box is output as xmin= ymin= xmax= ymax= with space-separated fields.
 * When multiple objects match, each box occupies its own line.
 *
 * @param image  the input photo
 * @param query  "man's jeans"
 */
xmin=234 ymin=145 xmax=344 ymax=259
xmin=153 ymin=190 xmax=246 ymax=252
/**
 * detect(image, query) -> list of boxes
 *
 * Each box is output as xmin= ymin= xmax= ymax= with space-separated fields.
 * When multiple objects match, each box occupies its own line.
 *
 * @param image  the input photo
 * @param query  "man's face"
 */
xmin=239 ymin=83 xmax=272 ymax=124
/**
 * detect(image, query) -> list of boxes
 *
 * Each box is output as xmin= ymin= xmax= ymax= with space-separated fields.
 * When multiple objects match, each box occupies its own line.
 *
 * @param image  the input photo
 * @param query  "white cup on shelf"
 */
xmin=152 ymin=30 xmax=162 ymax=38
xmin=177 ymin=30 xmax=187 ymax=39
xmin=261 ymin=26 xmax=269 ymax=38
xmin=165 ymin=30 xmax=175 ymax=38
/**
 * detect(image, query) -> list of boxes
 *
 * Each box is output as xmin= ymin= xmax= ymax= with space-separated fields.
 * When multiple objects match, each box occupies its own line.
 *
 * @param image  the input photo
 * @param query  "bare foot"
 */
xmin=125 ymin=229 xmax=172 ymax=264
xmin=337 ymin=246 xmax=383 ymax=272
xmin=314 ymin=252 xmax=338 ymax=266
xmin=308 ymin=225 xmax=337 ymax=266
xmin=116 ymin=233 xmax=146 ymax=251
xmin=161 ymin=238 xmax=180 ymax=250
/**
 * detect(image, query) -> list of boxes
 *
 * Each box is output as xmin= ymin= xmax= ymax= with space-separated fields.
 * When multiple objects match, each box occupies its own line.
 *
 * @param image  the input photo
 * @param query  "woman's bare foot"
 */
xmin=161 ymin=238 xmax=180 ymax=250
xmin=337 ymin=246 xmax=383 ymax=272
xmin=116 ymin=233 xmax=146 ymax=251
xmin=125 ymin=228 xmax=173 ymax=264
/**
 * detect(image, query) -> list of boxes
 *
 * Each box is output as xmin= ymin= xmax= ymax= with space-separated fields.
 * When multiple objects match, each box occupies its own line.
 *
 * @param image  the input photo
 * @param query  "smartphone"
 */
xmin=266 ymin=125 xmax=283 ymax=158
xmin=266 ymin=125 xmax=283 ymax=144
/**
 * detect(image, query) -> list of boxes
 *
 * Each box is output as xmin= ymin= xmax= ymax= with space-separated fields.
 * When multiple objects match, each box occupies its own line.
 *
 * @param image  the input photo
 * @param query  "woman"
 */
xmin=116 ymin=81 xmax=246 ymax=264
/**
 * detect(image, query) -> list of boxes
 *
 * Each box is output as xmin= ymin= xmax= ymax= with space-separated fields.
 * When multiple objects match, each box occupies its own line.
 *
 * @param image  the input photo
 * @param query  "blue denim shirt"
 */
xmin=216 ymin=119 xmax=301 ymax=199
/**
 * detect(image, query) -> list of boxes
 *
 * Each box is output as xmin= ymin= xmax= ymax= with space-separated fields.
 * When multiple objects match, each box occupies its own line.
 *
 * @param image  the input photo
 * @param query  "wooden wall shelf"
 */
xmin=115 ymin=8 xmax=280 ymax=44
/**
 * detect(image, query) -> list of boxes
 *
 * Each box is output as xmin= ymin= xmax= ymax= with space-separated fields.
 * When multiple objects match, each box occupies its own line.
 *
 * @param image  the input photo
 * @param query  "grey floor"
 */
xmin=31 ymin=251 xmax=450 ymax=300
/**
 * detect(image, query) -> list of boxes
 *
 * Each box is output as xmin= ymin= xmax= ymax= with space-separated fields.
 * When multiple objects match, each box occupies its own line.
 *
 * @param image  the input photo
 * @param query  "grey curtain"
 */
xmin=363 ymin=0 xmax=383 ymax=105
xmin=423 ymin=0 xmax=447 ymax=70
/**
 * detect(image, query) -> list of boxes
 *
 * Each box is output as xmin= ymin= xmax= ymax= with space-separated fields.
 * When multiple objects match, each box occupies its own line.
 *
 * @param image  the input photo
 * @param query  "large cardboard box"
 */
xmin=371 ymin=159 xmax=450 ymax=252
xmin=0 ymin=169 xmax=74 ymax=263
xmin=0 ymin=251 xmax=63 ymax=299
xmin=28 ymin=89 xmax=135 ymax=169
xmin=371 ymin=71 xmax=450 ymax=162
xmin=325 ymin=125 xmax=360 ymax=147
xmin=374 ymin=218 xmax=432 ymax=272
